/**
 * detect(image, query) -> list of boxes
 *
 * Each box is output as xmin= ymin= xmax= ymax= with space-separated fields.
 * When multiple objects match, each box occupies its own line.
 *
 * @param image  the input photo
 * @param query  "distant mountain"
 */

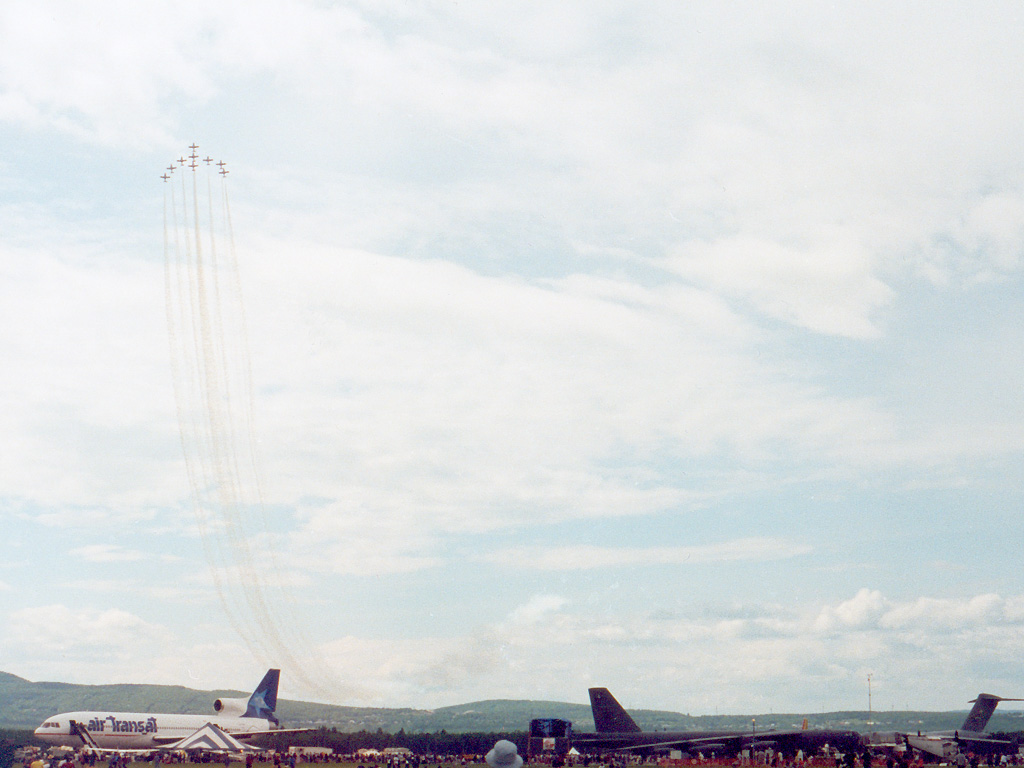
xmin=0 ymin=673 xmax=592 ymax=732
xmin=3 ymin=671 xmax=1020 ymax=735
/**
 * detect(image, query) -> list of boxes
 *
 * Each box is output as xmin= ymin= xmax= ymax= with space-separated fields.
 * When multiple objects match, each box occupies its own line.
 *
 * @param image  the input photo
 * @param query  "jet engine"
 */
xmin=213 ymin=697 xmax=249 ymax=717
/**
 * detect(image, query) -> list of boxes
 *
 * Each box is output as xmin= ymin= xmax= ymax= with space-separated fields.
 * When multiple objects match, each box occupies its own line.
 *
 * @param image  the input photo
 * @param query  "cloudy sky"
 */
xmin=3 ymin=0 xmax=1024 ymax=718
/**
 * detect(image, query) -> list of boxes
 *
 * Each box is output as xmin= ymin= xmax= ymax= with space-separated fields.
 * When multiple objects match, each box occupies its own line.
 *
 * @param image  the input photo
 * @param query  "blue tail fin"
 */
xmin=245 ymin=669 xmax=280 ymax=722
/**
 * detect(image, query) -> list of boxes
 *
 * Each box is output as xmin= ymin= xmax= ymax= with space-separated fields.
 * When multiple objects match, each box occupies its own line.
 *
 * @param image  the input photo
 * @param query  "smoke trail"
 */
xmin=162 ymin=148 xmax=353 ymax=698
xmin=165 ymin=161 xmax=253 ymax=648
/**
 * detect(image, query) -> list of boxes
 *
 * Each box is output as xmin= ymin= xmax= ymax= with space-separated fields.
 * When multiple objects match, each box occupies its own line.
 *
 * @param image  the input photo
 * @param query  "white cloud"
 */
xmin=241 ymin=244 xmax=896 ymax=505
xmin=813 ymin=588 xmax=889 ymax=633
xmin=0 ymin=0 xmax=203 ymax=146
xmin=61 ymin=579 xmax=215 ymax=605
xmin=6 ymin=605 xmax=167 ymax=655
xmin=70 ymin=544 xmax=148 ymax=563
xmin=880 ymin=593 xmax=1009 ymax=631
xmin=668 ymin=236 xmax=894 ymax=338
xmin=30 ymin=507 xmax=161 ymax=528
xmin=488 ymin=538 xmax=812 ymax=571
xmin=506 ymin=595 xmax=567 ymax=626
xmin=3 ymin=0 xmax=1024 ymax=715
xmin=305 ymin=588 xmax=1024 ymax=710
xmin=0 ymin=243 xmax=181 ymax=511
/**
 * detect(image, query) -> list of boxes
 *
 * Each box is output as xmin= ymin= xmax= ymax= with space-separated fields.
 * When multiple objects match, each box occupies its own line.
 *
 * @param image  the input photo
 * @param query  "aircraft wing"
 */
xmin=904 ymin=732 xmax=1016 ymax=754
xmin=944 ymin=735 xmax=1017 ymax=750
xmin=233 ymin=728 xmax=313 ymax=739
xmin=607 ymin=734 xmax=747 ymax=753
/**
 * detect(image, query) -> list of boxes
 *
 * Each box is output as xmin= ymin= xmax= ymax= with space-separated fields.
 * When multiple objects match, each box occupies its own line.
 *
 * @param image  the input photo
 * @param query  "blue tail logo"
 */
xmin=245 ymin=669 xmax=280 ymax=723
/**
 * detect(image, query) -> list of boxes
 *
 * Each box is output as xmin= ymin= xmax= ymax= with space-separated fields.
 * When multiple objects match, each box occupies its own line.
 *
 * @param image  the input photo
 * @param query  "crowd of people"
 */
xmin=529 ymin=748 xmax=1024 ymax=768
xmin=16 ymin=748 xmax=506 ymax=768
xmin=15 ymin=745 xmax=1024 ymax=768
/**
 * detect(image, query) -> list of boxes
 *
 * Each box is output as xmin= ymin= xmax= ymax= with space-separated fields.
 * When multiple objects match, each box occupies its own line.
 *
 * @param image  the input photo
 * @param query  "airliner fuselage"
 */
xmin=33 ymin=669 xmax=284 ymax=752
xmin=34 ymin=712 xmax=276 ymax=750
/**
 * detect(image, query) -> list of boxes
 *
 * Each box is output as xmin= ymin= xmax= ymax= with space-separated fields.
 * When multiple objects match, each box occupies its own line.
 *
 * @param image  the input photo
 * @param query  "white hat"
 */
xmin=486 ymin=741 xmax=523 ymax=768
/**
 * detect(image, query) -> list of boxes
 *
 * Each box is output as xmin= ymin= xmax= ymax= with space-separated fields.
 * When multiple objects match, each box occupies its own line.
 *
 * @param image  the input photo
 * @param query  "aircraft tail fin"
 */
xmin=245 ymin=668 xmax=280 ymax=723
xmin=589 ymin=688 xmax=641 ymax=733
xmin=962 ymin=694 xmax=1024 ymax=732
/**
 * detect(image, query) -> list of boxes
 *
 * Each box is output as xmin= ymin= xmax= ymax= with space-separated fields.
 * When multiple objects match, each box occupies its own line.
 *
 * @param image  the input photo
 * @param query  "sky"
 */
xmin=2 ymin=0 xmax=1024 ymax=719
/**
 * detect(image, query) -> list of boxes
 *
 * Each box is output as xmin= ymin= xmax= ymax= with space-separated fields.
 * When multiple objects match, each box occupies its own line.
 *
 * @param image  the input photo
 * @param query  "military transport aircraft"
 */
xmin=571 ymin=687 xmax=863 ymax=757
xmin=893 ymin=694 xmax=1024 ymax=760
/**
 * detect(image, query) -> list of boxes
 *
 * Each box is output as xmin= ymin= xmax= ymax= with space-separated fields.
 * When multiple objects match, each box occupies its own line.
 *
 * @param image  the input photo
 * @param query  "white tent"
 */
xmin=165 ymin=723 xmax=263 ymax=753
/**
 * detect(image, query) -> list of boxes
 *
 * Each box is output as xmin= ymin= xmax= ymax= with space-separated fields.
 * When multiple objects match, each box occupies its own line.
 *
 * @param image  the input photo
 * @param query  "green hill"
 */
xmin=3 ymin=671 xmax=1023 ymax=736
xmin=0 ymin=673 xmax=591 ymax=732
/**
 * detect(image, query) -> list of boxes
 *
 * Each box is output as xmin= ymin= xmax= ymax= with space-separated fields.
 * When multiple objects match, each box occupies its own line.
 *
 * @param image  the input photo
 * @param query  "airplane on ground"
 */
xmin=33 ymin=669 xmax=305 ymax=752
xmin=891 ymin=694 xmax=1024 ymax=759
xmin=68 ymin=720 xmax=259 ymax=755
xmin=569 ymin=687 xmax=863 ymax=757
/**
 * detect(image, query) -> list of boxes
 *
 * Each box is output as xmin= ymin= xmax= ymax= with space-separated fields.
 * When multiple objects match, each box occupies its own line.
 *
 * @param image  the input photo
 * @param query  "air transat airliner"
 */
xmin=34 ymin=669 xmax=299 ymax=751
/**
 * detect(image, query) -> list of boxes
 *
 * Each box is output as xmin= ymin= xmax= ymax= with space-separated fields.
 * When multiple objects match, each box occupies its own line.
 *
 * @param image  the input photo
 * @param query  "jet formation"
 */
xmin=161 ymin=144 xmax=228 ymax=180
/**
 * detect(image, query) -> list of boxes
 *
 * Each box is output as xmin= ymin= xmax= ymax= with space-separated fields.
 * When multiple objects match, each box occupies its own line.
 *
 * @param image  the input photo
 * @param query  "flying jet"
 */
xmin=33 ymin=669 xmax=305 ymax=752
xmin=893 ymin=694 xmax=1024 ymax=759
xmin=161 ymin=174 xmax=170 ymax=182
xmin=569 ymin=687 xmax=862 ymax=757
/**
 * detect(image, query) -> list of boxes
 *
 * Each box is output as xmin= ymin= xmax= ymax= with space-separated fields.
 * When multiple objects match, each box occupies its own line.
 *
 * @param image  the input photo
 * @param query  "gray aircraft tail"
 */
xmin=962 ymin=694 xmax=1024 ymax=733
xmin=589 ymin=688 xmax=641 ymax=733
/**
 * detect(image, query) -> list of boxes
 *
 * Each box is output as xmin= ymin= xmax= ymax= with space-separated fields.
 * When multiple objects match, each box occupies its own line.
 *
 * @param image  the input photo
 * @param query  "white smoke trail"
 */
xmin=162 ymin=149 xmax=355 ymax=699
xmin=165 ymin=161 xmax=254 ymax=649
